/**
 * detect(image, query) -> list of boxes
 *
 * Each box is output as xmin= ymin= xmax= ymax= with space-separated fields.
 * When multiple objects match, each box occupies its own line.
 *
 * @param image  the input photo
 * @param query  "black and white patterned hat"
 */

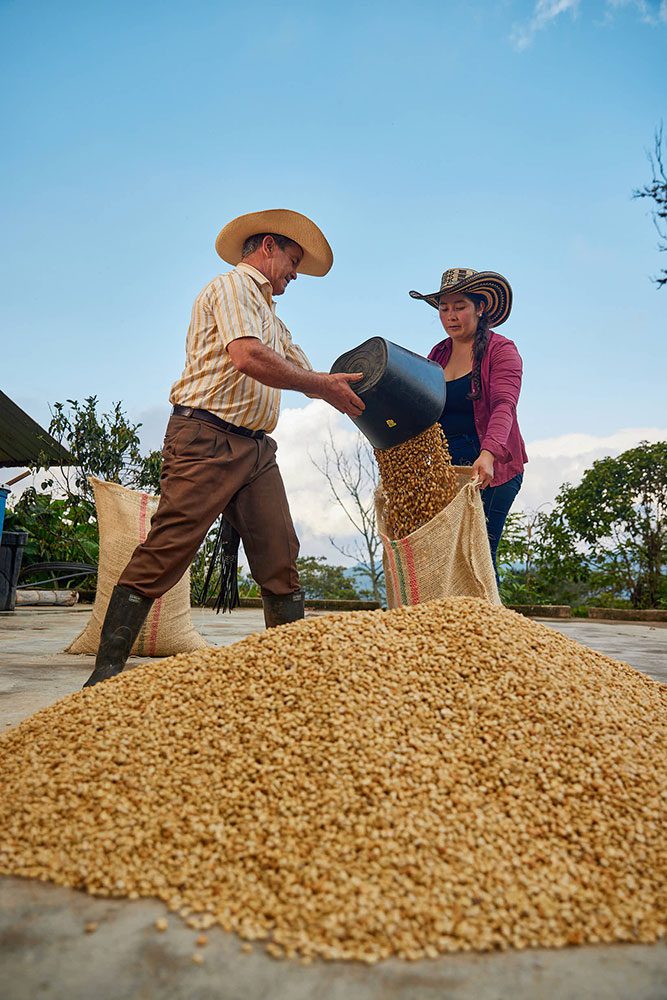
xmin=409 ymin=268 xmax=512 ymax=326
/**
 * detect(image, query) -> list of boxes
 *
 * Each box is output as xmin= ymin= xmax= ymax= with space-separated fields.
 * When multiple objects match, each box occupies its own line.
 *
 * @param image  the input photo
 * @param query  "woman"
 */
xmin=409 ymin=268 xmax=527 ymax=577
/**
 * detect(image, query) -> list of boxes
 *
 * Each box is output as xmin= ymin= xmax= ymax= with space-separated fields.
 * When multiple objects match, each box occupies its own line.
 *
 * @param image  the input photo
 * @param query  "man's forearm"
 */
xmin=227 ymin=337 xmax=365 ymax=417
xmin=230 ymin=340 xmax=327 ymax=395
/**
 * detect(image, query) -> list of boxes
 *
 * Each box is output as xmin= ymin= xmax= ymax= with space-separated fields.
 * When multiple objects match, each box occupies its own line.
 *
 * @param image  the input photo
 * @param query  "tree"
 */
xmin=12 ymin=396 xmax=144 ymax=571
xmin=527 ymin=506 xmax=594 ymax=607
xmin=191 ymin=549 xmax=358 ymax=606
xmin=4 ymin=488 xmax=99 ymax=570
xmin=634 ymin=124 xmax=667 ymax=289
xmin=135 ymin=449 xmax=163 ymax=494
xmin=295 ymin=556 xmax=360 ymax=600
xmin=496 ymin=507 xmax=591 ymax=607
xmin=310 ymin=430 xmax=384 ymax=603
xmin=547 ymin=441 xmax=667 ymax=609
xmin=496 ymin=509 xmax=550 ymax=605
xmin=39 ymin=397 xmax=145 ymax=503
xmin=7 ymin=398 xmax=163 ymax=577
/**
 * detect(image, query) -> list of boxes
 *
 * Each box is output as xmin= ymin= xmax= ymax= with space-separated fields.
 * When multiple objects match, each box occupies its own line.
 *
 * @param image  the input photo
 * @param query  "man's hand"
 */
xmin=312 ymin=372 xmax=365 ymax=418
xmin=472 ymin=449 xmax=495 ymax=489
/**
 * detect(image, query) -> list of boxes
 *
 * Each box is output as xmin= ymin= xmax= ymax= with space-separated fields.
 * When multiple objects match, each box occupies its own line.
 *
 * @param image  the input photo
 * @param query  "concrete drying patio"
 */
xmin=1 ymin=605 xmax=666 ymax=1000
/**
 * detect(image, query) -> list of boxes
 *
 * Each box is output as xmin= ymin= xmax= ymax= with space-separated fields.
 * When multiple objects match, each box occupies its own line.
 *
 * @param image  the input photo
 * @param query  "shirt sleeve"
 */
xmin=208 ymin=273 xmax=266 ymax=350
xmin=428 ymin=339 xmax=450 ymax=367
xmin=281 ymin=325 xmax=314 ymax=371
xmin=479 ymin=340 xmax=523 ymax=463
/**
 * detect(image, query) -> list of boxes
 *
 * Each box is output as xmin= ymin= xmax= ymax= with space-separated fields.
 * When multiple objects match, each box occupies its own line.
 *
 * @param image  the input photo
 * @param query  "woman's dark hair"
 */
xmin=465 ymin=293 xmax=490 ymax=401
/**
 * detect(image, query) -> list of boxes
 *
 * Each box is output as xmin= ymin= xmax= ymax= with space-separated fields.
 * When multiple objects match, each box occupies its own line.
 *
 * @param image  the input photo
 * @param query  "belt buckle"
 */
xmin=181 ymin=406 xmax=194 ymax=418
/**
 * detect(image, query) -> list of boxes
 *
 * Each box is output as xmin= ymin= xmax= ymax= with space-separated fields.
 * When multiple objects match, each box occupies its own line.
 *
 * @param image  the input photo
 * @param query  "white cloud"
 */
xmin=514 ymin=426 xmax=667 ymax=512
xmin=511 ymin=0 xmax=581 ymax=51
xmin=605 ymin=0 xmax=667 ymax=24
xmin=274 ymin=407 xmax=667 ymax=555
xmin=4 ymin=402 xmax=664 ymax=568
xmin=273 ymin=401 xmax=373 ymax=563
xmin=510 ymin=0 xmax=666 ymax=49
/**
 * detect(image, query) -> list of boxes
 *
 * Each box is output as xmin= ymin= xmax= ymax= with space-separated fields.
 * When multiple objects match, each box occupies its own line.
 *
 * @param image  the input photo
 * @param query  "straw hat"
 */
xmin=215 ymin=209 xmax=333 ymax=277
xmin=409 ymin=268 xmax=513 ymax=326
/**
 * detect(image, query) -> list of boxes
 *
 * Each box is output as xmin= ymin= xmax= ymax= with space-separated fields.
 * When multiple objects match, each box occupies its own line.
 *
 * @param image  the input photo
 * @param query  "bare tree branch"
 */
xmin=634 ymin=123 xmax=667 ymax=289
xmin=309 ymin=429 xmax=384 ymax=603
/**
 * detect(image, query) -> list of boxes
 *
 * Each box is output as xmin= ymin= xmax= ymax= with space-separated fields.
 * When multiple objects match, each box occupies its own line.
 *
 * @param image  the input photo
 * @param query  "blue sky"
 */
xmin=1 ymin=0 xmax=666 ymax=552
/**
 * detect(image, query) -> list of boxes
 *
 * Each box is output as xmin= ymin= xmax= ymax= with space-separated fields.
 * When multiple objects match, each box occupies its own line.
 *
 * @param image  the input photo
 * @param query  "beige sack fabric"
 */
xmin=67 ymin=478 xmax=207 ymax=657
xmin=377 ymin=472 xmax=500 ymax=609
xmin=452 ymin=464 xmax=474 ymax=492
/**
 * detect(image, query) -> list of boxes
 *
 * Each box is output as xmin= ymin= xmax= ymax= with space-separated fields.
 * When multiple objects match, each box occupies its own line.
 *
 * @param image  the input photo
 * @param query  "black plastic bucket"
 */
xmin=0 ymin=531 xmax=28 ymax=612
xmin=330 ymin=337 xmax=446 ymax=450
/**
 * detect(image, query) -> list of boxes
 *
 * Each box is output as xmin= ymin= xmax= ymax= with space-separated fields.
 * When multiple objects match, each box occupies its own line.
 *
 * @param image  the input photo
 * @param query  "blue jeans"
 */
xmin=447 ymin=433 xmax=523 ymax=579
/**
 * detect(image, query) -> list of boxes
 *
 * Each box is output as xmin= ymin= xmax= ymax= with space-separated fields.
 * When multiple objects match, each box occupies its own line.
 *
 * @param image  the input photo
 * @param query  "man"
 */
xmin=84 ymin=209 xmax=364 ymax=688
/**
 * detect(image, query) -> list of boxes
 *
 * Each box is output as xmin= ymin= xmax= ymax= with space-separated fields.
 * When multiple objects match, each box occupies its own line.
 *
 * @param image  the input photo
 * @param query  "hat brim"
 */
xmin=409 ymin=271 xmax=513 ymax=327
xmin=215 ymin=209 xmax=333 ymax=277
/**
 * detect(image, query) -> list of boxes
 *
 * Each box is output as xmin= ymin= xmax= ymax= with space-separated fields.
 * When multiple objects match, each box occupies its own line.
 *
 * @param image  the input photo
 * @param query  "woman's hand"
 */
xmin=472 ymin=449 xmax=495 ymax=489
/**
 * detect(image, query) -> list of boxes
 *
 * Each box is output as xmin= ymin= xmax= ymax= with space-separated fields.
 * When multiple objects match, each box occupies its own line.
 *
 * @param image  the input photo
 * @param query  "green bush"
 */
xmin=4 ymin=489 xmax=99 ymax=588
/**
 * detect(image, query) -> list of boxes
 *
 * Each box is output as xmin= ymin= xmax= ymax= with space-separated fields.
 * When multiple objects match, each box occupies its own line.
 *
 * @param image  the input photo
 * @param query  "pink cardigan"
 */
xmin=428 ymin=331 xmax=528 ymax=487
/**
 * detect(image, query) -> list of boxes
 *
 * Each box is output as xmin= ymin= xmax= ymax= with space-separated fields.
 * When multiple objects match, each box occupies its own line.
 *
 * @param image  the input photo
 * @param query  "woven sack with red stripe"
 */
xmin=67 ymin=477 xmax=207 ymax=657
xmin=376 ymin=469 xmax=500 ymax=609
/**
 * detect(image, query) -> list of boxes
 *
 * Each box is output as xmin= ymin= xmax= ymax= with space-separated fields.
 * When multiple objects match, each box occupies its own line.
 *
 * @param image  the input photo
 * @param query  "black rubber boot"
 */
xmin=83 ymin=585 xmax=153 ymax=688
xmin=262 ymin=590 xmax=305 ymax=629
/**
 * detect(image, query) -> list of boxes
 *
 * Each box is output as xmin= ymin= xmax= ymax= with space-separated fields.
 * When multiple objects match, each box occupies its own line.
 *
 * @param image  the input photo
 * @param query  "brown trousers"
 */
xmin=118 ymin=414 xmax=300 ymax=600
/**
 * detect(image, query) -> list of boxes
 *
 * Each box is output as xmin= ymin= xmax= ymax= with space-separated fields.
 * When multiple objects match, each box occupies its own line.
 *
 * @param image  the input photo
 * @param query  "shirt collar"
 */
xmin=236 ymin=262 xmax=274 ymax=308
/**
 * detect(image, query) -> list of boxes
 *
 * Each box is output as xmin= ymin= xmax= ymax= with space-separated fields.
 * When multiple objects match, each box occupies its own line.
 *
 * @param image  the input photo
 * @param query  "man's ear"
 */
xmin=262 ymin=235 xmax=276 ymax=256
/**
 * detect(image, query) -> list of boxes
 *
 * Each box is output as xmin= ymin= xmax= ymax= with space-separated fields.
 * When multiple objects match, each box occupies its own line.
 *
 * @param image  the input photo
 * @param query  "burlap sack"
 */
xmin=452 ymin=464 xmax=475 ymax=492
xmin=67 ymin=478 xmax=207 ymax=657
xmin=377 ymin=468 xmax=500 ymax=609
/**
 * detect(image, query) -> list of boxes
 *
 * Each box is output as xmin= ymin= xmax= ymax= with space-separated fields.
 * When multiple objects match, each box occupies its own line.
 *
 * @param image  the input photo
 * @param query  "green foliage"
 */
xmin=238 ymin=570 xmax=260 ymax=598
xmin=347 ymin=566 xmax=384 ymax=603
xmin=497 ymin=441 xmax=667 ymax=610
xmin=7 ymin=398 xmax=160 ymax=582
xmin=295 ymin=556 xmax=360 ymax=600
xmin=190 ymin=547 xmax=358 ymax=606
xmin=530 ymin=504 xmax=593 ymax=606
xmin=4 ymin=488 xmax=98 ymax=586
xmin=41 ymin=397 xmax=145 ymax=503
xmin=551 ymin=441 xmax=667 ymax=608
xmin=496 ymin=511 xmax=549 ymax=605
xmin=135 ymin=450 xmax=163 ymax=495
xmin=497 ymin=510 xmax=590 ymax=607
xmin=189 ymin=527 xmax=220 ymax=607
xmin=12 ymin=397 xmax=665 ymax=612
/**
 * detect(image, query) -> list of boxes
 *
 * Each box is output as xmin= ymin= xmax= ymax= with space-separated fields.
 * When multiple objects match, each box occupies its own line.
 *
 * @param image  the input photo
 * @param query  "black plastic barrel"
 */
xmin=330 ymin=337 xmax=446 ymax=450
xmin=0 ymin=531 xmax=28 ymax=612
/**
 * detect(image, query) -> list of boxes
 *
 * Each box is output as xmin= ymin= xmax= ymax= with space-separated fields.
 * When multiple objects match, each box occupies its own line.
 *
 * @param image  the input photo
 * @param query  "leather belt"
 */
xmin=171 ymin=405 xmax=265 ymax=439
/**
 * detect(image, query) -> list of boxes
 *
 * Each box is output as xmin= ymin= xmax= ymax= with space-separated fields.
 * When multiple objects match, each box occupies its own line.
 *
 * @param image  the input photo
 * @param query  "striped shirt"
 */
xmin=169 ymin=263 xmax=312 ymax=432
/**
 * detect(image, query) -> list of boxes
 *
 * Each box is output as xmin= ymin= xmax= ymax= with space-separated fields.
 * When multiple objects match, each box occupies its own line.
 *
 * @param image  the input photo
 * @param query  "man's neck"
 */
xmin=236 ymin=261 xmax=273 ymax=306
xmin=238 ymin=254 xmax=271 ymax=283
